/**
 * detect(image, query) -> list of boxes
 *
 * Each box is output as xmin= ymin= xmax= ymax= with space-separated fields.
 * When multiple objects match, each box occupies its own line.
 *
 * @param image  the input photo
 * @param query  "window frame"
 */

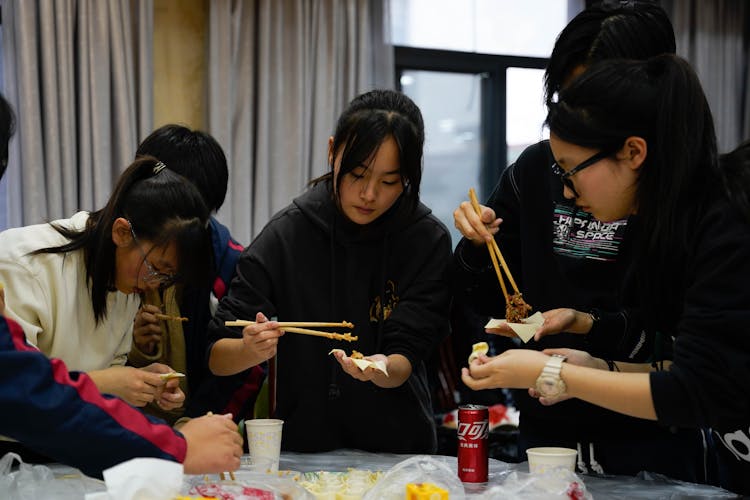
xmin=395 ymin=46 xmax=547 ymax=199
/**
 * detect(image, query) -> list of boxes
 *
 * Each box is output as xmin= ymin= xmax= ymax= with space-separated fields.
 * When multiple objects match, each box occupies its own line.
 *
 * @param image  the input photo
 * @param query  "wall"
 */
xmin=153 ymin=0 xmax=208 ymax=129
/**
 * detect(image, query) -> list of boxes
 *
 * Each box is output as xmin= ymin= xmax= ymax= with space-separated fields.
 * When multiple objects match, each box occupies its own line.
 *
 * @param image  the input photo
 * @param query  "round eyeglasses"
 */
xmin=128 ymin=222 xmax=179 ymax=287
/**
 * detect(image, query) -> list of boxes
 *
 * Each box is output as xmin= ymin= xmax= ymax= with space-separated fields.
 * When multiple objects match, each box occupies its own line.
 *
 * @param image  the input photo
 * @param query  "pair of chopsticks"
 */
xmin=468 ymin=188 xmax=521 ymax=302
xmin=206 ymin=411 xmax=235 ymax=481
xmin=224 ymin=320 xmax=358 ymax=342
xmin=155 ymin=313 xmax=188 ymax=322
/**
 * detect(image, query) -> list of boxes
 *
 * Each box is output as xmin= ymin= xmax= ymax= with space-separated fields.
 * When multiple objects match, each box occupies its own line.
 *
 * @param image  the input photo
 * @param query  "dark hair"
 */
xmin=136 ymin=124 xmax=229 ymax=212
xmin=0 ymin=95 xmax=16 ymax=180
xmin=34 ymin=156 xmax=211 ymax=322
xmin=719 ymin=139 xmax=750 ymax=224
xmin=313 ymin=89 xmax=425 ymax=212
xmin=546 ymin=54 xmax=718 ymax=325
xmin=545 ymin=0 xmax=676 ymax=104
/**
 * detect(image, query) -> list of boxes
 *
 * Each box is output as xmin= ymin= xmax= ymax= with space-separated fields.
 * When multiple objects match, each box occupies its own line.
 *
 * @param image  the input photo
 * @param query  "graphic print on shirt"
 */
xmin=552 ymin=203 xmax=628 ymax=262
xmin=715 ymin=427 xmax=750 ymax=463
xmin=369 ymin=280 xmax=399 ymax=323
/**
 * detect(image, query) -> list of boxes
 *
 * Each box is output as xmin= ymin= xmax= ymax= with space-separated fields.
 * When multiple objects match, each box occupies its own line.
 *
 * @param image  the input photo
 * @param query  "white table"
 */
xmin=0 ymin=449 xmax=739 ymax=499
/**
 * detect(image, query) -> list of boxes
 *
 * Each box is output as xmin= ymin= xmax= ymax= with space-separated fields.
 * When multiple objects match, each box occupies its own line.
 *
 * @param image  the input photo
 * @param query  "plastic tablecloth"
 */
xmin=0 ymin=449 xmax=740 ymax=499
xmin=279 ymin=450 xmax=739 ymax=499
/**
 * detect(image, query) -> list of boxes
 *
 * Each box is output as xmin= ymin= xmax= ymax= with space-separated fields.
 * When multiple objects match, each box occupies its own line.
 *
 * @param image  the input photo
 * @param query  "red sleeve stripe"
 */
xmin=7 ymin=319 xmax=41 ymax=353
xmin=7 ymin=318 xmax=187 ymax=461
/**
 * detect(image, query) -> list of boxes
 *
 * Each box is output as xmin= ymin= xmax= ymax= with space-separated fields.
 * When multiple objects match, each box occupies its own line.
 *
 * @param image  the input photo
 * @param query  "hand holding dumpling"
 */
xmin=331 ymin=349 xmax=389 ymax=381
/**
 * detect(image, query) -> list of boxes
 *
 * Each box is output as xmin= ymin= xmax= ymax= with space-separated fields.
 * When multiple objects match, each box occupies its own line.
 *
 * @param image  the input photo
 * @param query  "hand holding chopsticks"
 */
xmin=467 ymin=188 xmax=532 ymax=322
xmin=225 ymin=320 xmax=358 ymax=342
xmin=468 ymin=188 xmax=520 ymax=300
xmin=206 ymin=412 xmax=236 ymax=481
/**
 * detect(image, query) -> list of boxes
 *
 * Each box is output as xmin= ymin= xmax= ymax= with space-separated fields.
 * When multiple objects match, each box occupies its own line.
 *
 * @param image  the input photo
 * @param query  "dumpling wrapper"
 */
xmin=329 ymin=349 xmax=389 ymax=376
xmin=468 ymin=341 xmax=489 ymax=364
xmin=159 ymin=371 xmax=186 ymax=381
xmin=484 ymin=311 xmax=545 ymax=343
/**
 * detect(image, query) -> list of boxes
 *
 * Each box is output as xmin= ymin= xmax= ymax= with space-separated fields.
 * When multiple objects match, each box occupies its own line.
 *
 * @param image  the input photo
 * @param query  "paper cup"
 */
xmin=526 ymin=447 xmax=577 ymax=474
xmin=245 ymin=419 xmax=283 ymax=472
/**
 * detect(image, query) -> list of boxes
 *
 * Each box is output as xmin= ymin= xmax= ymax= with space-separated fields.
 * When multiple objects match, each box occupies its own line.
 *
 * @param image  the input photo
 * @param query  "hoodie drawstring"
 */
xmin=328 ymin=218 xmax=341 ymax=401
xmin=588 ymin=442 xmax=604 ymax=474
xmin=576 ymin=443 xmax=588 ymax=474
xmin=576 ymin=442 xmax=605 ymax=475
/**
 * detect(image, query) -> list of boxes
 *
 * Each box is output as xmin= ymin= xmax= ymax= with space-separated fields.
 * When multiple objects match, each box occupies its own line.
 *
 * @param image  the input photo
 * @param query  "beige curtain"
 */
xmin=667 ymin=0 xmax=750 ymax=153
xmin=208 ymin=0 xmax=394 ymax=243
xmin=1 ymin=0 xmax=153 ymax=227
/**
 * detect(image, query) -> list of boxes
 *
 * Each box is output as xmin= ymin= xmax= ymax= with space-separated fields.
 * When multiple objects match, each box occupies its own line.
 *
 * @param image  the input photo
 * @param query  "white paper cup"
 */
xmin=526 ymin=447 xmax=577 ymax=474
xmin=245 ymin=418 xmax=283 ymax=472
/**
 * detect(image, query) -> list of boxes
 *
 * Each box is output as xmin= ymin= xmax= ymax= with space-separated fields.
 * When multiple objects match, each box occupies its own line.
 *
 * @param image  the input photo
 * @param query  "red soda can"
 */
xmin=457 ymin=404 xmax=489 ymax=483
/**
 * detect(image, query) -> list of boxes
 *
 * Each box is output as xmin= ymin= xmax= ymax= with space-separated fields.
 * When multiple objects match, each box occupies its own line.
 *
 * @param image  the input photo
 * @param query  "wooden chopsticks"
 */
xmin=225 ymin=320 xmax=352 ymax=328
xmin=224 ymin=320 xmax=358 ymax=342
xmin=154 ymin=313 xmax=188 ymax=322
xmin=468 ymin=188 xmax=521 ymax=302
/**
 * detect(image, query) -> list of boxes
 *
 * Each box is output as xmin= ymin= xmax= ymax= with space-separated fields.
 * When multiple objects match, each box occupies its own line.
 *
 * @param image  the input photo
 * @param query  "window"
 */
xmin=392 ymin=1 xmax=582 ymax=245
xmin=391 ymin=0 xmax=572 ymax=57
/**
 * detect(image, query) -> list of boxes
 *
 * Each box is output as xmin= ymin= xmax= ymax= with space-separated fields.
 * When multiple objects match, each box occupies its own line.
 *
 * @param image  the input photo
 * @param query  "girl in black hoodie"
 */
xmin=206 ymin=89 xmax=452 ymax=453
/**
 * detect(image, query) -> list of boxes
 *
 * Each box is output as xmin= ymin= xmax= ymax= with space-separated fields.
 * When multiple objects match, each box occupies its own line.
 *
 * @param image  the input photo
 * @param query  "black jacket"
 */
xmin=208 ymin=182 xmax=452 ymax=453
xmin=646 ymin=194 xmax=750 ymax=494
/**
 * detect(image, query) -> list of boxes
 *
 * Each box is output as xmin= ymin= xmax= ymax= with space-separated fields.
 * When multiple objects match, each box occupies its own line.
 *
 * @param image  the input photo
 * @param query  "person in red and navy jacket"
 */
xmin=0 ymin=96 xmax=242 ymax=478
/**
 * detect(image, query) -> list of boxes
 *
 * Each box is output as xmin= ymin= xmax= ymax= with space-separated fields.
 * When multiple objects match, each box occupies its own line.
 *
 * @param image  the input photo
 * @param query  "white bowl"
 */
xmin=526 ymin=447 xmax=577 ymax=474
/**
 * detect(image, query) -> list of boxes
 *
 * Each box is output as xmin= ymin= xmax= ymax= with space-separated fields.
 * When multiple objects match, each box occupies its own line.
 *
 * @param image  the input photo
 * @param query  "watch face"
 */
xmin=535 ymin=355 xmax=567 ymax=399
xmin=536 ymin=376 xmax=565 ymax=398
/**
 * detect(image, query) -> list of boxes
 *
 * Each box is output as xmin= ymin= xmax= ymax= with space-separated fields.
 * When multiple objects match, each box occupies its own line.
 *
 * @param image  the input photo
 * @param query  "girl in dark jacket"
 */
xmin=207 ymin=89 xmax=452 ymax=453
xmin=462 ymin=54 xmax=750 ymax=495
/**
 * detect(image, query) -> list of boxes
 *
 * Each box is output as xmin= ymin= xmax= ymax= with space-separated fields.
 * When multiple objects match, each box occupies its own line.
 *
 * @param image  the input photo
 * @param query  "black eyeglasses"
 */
xmin=128 ymin=221 xmax=179 ymax=287
xmin=551 ymin=150 xmax=610 ymax=197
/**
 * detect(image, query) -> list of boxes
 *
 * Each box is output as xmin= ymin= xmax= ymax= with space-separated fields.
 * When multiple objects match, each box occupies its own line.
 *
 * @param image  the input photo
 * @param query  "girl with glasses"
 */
xmin=452 ymin=2 xmax=707 ymax=482
xmin=0 ymin=156 xmax=210 ymax=410
xmin=463 ymin=54 xmax=750 ymax=495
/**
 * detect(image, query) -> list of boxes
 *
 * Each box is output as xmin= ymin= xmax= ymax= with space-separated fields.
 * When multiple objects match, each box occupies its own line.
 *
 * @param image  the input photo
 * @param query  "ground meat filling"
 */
xmin=505 ymin=293 xmax=532 ymax=323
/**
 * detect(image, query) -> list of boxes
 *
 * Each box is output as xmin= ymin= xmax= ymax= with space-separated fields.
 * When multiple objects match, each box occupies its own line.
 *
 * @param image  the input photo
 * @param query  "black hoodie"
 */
xmin=208 ymin=181 xmax=452 ymax=453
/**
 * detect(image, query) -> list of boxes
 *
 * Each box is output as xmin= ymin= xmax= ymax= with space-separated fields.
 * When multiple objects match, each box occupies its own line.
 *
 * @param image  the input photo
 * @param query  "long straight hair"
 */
xmin=34 ymin=156 xmax=210 ymax=323
xmin=546 ymin=54 xmax=718 ymax=325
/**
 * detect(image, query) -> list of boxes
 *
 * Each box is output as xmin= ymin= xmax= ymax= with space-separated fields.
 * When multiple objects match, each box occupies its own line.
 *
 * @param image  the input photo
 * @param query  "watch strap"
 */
xmin=542 ymin=353 xmax=566 ymax=378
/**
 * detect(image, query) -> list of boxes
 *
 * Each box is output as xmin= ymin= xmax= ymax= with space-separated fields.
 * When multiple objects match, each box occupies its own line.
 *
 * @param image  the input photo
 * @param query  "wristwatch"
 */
xmin=535 ymin=354 xmax=567 ymax=398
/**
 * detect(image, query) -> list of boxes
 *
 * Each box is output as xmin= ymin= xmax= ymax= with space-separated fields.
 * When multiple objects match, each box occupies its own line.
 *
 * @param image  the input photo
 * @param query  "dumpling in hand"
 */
xmin=468 ymin=342 xmax=489 ymax=364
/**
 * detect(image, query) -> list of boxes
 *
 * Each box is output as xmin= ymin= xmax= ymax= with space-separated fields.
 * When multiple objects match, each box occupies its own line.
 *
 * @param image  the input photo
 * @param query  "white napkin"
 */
xmin=85 ymin=458 xmax=183 ymax=500
xmin=485 ymin=311 xmax=545 ymax=343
